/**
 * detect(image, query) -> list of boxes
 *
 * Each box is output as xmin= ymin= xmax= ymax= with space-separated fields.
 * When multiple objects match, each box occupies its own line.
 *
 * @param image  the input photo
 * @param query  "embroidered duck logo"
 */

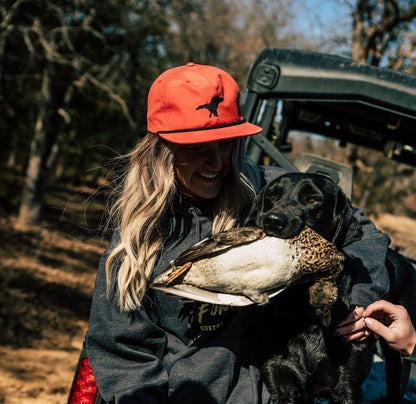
xmin=196 ymin=95 xmax=224 ymax=117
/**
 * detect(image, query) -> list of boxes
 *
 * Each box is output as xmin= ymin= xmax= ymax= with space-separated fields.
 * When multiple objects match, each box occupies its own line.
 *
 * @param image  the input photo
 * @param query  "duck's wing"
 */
xmin=150 ymin=283 xmax=287 ymax=306
xmin=173 ymin=227 xmax=264 ymax=267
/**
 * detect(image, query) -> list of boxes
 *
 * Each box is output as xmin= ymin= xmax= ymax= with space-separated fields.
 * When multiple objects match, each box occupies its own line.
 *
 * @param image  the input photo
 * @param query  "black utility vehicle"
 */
xmin=68 ymin=48 xmax=416 ymax=404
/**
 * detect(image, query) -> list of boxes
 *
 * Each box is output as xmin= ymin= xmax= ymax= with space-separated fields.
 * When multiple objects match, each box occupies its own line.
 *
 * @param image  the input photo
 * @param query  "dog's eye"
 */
xmin=307 ymin=197 xmax=318 ymax=204
xmin=270 ymin=195 xmax=277 ymax=200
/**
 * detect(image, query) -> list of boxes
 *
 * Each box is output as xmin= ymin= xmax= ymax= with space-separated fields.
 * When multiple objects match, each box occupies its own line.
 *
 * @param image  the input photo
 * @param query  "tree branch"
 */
xmin=77 ymin=72 xmax=137 ymax=130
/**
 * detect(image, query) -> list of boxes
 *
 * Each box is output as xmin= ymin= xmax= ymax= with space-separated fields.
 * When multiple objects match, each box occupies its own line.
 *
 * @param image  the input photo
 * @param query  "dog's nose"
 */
xmin=263 ymin=212 xmax=289 ymax=233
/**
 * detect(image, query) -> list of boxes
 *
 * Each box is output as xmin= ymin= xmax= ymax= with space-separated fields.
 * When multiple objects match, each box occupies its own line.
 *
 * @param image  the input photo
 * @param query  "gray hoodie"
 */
xmin=86 ymin=165 xmax=390 ymax=403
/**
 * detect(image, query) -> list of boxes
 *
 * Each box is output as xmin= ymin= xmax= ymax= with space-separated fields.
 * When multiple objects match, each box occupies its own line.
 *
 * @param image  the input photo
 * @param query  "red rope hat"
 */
xmin=147 ymin=63 xmax=262 ymax=144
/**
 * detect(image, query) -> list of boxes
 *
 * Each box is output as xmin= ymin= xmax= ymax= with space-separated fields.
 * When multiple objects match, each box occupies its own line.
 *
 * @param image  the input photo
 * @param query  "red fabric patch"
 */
xmin=68 ymin=356 xmax=98 ymax=404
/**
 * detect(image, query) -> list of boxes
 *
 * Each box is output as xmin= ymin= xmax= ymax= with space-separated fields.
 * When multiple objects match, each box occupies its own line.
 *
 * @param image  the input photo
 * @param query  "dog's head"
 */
xmin=244 ymin=172 xmax=363 ymax=249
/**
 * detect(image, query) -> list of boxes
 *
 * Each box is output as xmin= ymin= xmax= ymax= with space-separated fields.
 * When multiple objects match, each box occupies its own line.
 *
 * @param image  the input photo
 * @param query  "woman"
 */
xmin=86 ymin=63 xmax=391 ymax=403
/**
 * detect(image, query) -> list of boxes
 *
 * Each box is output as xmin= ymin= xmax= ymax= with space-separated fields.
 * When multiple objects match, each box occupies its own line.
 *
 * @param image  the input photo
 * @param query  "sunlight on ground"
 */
xmin=0 ymin=325 xmax=87 ymax=403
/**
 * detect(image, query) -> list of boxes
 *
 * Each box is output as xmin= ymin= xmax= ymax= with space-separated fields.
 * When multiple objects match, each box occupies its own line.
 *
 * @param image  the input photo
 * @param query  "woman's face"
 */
xmin=174 ymin=139 xmax=234 ymax=201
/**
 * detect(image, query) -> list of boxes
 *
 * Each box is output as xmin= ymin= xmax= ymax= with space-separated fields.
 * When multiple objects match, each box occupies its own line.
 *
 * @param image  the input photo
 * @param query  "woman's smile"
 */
xmin=196 ymin=171 xmax=221 ymax=180
xmin=174 ymin=140 xmax=234 ymax=201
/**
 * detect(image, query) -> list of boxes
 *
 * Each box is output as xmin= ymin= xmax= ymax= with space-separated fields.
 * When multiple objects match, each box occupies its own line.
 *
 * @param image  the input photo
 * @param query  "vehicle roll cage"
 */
xmin=243 ymin=47 xmax=416 ymax=168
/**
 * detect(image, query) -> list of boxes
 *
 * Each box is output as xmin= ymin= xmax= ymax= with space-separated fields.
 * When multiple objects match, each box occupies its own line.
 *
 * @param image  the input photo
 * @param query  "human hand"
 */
xmin=363 ymin=300 xmax=416 ymax=357
xmin=334 ymin=306 xmax=371 ymax=342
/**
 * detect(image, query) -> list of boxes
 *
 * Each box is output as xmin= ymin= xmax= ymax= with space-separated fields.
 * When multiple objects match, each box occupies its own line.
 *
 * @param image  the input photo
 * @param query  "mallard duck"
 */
xmin=151 ymin=226 xmax=345 ymax=324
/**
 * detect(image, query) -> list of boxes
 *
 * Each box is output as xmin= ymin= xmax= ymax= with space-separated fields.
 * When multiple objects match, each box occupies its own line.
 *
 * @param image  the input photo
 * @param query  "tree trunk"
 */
xmin=6 ymin=132 xmax=18 ymax=169
xmin=16 ymin=66 xmax=55 ymax=227
xmin=351 ymin=15 xmax=368 ymax=63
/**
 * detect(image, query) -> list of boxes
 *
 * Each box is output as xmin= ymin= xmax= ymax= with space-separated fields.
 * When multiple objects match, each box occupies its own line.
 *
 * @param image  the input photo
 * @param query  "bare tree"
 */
xmin=1 ymin=0 xmax=152 ymax=227
xmin=345 ymin=0 xmax=416 ymax=215
xmin=165 ymin=0 xmax=305 ymax=85
xmin=350 ymin=0 xmax=416 ymax=69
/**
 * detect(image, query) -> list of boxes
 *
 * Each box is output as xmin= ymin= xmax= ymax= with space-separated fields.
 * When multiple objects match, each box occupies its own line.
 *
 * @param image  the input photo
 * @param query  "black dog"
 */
xmin=244 ymin=172 xmax=415 ymax=403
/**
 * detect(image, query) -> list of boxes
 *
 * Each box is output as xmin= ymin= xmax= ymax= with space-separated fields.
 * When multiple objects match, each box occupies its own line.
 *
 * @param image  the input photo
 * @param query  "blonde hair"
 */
xmin=106 ymin=133 xmax=260 ymax=311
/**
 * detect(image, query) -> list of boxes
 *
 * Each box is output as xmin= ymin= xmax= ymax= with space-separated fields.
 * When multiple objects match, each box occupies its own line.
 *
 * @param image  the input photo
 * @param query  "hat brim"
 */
xmin=157 ymin=121 xmax=262 ymax=144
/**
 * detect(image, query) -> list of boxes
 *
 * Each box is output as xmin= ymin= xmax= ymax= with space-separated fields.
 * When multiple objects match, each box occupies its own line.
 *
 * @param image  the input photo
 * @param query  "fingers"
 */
xmin=337 ymin=306 xmax=365 ymax=327
xmin=334 ymin=301 xmax=416 ymax=355
xmin=363 ymin=301 xmax=409 ymax=330
xmin=335 ymin=318 xmax=369 ymax=341
xmin=363 ymin=300 xmax=399 ymax=320
xmin=363 ymin=316 xmax=390 ymax=340
xmin=363 ymin=302 xmax=416 ymax=356
xmin=338 ymin=328 xmax=371 ymax=342
xmin=335 ymin=306 xmax=368 ymax=341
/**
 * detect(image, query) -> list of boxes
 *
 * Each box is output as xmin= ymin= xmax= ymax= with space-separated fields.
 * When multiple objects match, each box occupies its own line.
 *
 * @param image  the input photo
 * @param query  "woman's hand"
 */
xmin=335 ymin=306 xmax=371 ymax=342
xmin=362 ymin=300 xmax=416 ymax=357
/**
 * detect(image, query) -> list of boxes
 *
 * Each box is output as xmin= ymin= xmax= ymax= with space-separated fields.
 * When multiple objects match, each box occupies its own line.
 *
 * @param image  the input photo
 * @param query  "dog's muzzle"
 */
xmin=262 ymin=212 xmax=289 ymax=236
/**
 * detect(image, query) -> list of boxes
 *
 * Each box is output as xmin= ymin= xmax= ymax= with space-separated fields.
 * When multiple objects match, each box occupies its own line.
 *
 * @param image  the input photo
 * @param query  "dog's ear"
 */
xmin=242 ymin=192 xmax=263 ymax=226
xmin=331 ymin=188 xmax=363 ymax=248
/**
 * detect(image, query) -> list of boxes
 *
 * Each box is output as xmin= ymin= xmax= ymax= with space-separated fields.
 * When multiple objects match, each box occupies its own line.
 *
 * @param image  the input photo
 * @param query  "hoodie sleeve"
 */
xmin=406 ymin=345 xmax=416 ymax=364
xmin=342 ymin=207 xmax=391 ymax=308
xmin=86 ymin=234 xmax=169 ymax=403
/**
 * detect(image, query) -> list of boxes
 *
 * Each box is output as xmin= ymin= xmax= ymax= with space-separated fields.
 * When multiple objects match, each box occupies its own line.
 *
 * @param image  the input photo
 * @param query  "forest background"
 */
xmin=1 ymin=0 xmax=416 ymax=402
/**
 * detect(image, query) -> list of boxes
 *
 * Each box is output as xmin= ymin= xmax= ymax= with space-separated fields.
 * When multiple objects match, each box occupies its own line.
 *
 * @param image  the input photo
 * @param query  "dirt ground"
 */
xmin=0 ymin=183 xmax=108 ymax=403
xmin=0 ymin=181 xmax=415 ymax=403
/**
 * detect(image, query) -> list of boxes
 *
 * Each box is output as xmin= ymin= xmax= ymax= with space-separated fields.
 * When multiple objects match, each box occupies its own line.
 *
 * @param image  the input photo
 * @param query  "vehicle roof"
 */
xmin=244 ymin=48 xmax=416 ymax=166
